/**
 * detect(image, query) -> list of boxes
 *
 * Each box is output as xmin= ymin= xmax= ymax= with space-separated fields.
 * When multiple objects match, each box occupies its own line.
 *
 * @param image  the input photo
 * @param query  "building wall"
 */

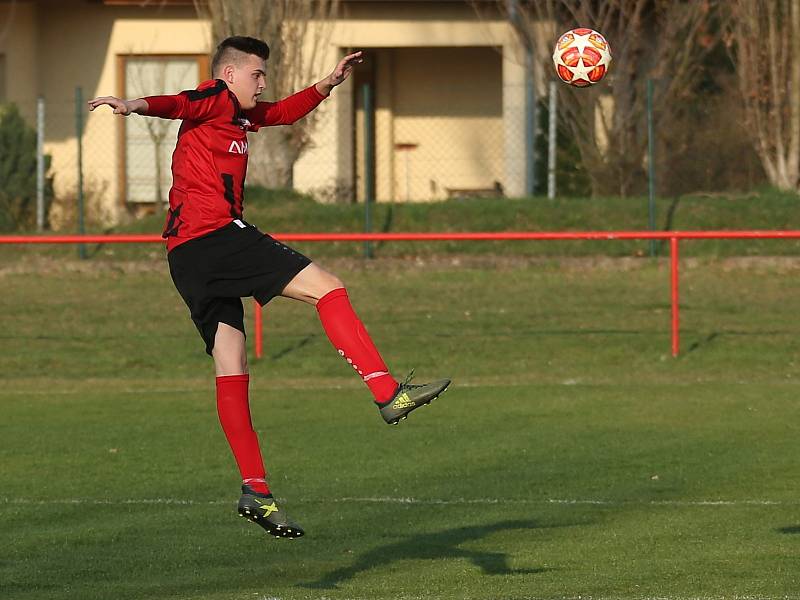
xmin=390 ymin=46 xmax=503 ymax=202
xmin=0 ymin=1 xmax=39 ymax=121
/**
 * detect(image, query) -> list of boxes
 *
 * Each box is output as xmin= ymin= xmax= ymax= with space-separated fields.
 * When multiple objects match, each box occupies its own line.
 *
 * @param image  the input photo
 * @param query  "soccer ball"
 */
xmin=552 ymin=28 xmax=612 ymax=87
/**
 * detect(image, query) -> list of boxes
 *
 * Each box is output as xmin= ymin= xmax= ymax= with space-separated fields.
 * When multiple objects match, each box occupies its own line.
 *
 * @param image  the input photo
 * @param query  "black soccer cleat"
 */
xmin=378 ymin=371 xmax=451 ymax=425
xmin=238 ymin=485 xmax=305 ymax=539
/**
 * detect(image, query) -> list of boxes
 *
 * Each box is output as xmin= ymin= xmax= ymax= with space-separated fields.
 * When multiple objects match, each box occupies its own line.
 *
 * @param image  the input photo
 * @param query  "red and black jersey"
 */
xmin=143 ymin=79 xmax=327 ymax=251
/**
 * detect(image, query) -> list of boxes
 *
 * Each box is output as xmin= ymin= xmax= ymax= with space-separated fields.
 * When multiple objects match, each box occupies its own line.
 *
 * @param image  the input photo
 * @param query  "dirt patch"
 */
xmin=690 ymin=255 xmax=800 ymax=273
xmin=3 ymin=253 xmax=800 ymax=278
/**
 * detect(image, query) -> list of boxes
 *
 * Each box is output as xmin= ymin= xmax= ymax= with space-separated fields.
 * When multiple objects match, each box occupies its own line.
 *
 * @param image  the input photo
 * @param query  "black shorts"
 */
xmin=167 ymin=220 xmax=311 ymax=356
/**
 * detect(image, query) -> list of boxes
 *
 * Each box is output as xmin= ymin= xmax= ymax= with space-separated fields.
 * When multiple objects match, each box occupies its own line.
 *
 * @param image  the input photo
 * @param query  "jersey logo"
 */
xmin=228 ymin=140 xmax=248 ymax=154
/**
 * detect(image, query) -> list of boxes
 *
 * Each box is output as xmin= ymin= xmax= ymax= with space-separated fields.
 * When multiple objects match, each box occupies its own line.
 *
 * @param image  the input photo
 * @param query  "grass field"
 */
xmin=2 ymin=251 xmax=800 ymax=599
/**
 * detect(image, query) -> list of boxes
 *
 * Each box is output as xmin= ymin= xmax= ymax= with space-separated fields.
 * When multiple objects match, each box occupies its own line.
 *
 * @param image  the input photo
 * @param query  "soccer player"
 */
xmin=88 ymin=36 xmax=450 ymax=540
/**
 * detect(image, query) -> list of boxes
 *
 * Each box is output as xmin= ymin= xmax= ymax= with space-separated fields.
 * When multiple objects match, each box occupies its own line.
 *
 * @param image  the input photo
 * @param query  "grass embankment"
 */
xmin=3 ymin=188 xmax=798 ymax=261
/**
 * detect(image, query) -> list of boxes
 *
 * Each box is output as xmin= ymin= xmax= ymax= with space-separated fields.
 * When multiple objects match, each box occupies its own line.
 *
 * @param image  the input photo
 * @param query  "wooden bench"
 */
xmin=445 ymin=181 xmax=504 ymax=199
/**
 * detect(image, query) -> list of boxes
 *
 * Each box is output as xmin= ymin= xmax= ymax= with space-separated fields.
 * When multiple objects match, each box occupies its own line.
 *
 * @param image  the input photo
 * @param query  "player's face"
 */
xmin=230 ymin=54 xmax=267 ymax=110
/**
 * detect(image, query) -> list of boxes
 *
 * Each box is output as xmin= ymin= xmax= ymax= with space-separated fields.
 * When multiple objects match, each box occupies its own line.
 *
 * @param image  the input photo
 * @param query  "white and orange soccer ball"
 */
xmin=552 ymin=28 xmax=612 ymax=87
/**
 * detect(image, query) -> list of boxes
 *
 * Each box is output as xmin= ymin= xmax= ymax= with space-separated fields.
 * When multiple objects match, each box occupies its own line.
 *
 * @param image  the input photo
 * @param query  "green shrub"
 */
xmin=0 ymin=103 xmax=53 ymax=231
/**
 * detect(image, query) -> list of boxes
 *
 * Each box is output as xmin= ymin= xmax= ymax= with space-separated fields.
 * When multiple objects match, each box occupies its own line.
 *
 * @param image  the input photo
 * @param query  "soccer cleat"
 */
xmin=379 ymin=370 xmax=451 ymax=425
xmin=237 ymin=485 xmax=305 ymax=539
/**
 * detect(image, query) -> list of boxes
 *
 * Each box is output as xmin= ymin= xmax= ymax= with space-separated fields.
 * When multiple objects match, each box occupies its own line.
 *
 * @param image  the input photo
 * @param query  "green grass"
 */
xmin=2 ymin=255 xmax=800 ymax=599
xmin=3 ymin=187 xmax=800 ymax=262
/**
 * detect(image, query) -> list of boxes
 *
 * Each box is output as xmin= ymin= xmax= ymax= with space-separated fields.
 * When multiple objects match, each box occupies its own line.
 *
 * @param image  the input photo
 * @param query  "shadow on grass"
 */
xmin=688 ymin=332 xmax=720 ymax=353
xmin=270 ymin=333 xmax=317 ymax=360
xmin=777 ymin=525 xmax=800 ymax=534
xmin=686 ymin=329 xmax=798 ymax=353
xmin=300 ymin=519 xmax=549 ymax=590
xmin=654 ymin=195 xmax=682 ymax=256
xmin=373 ymin=202 xmax=395 ymax=257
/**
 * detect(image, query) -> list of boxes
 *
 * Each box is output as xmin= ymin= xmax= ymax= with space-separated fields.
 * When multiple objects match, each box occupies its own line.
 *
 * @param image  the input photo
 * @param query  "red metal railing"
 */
xmin=4 ymin=230 xmax=800 ymax=358
xmin=5 ymin=230 xmax=800 ymax=243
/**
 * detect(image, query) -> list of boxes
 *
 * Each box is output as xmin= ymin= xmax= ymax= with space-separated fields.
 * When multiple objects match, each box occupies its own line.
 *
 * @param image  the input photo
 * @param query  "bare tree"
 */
xmin=193 ymin=0 xmax=339 ymax=189
xmin=726 ymin=0 xmax=800 ymax=191
xmin=478 ymin=0 xmax=716 ymax=197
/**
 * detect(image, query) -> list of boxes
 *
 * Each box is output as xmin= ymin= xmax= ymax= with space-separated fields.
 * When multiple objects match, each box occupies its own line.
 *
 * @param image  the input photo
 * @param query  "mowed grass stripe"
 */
xmin=1 ymin=496 xmax=798 ymax=507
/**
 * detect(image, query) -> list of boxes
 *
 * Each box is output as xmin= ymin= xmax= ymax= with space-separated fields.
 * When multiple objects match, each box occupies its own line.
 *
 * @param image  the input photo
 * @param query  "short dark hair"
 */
xmin=211 ymin=36 xmax=270 ymax=76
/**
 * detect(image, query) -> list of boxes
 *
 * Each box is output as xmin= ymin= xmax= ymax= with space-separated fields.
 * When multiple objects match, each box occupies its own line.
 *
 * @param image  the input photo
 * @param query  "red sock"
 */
xmin=215 ymin=374 xmax=271 ymax=495
xmin=316 ymin=288 xmax=398 ymax=404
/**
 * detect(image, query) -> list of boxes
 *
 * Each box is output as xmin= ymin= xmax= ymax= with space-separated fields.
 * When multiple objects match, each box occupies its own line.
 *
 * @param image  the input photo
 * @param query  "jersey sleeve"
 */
xmin=244 ymin=85 xmax=327 ymax=129
xmin=142 ymin=80 xmax=228 ymax=122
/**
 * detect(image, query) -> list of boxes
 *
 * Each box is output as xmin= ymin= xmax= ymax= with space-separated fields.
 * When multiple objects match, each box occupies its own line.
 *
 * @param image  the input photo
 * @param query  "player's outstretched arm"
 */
xmin=315 ymin=51 xmax=364 ymax=96
xmin=87 ymin=96 xmax=149 ymax=116
xmin=247 ymin=51 xmax=365 ymax=127
xmin=88 ymin=91 xmax=214 ymax=121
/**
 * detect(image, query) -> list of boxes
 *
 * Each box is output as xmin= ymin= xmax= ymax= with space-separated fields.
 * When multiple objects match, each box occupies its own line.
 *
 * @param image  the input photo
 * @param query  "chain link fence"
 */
xmin=2 ymin=65 xmax=770 ymax=235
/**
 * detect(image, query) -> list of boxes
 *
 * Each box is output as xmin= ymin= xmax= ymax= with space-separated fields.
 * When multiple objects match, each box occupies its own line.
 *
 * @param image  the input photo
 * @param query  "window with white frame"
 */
xmin=123 ymin=56 xmax=204 ymax=205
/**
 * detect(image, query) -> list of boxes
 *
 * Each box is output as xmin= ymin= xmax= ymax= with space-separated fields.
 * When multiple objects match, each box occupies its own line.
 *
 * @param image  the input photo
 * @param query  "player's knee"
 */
xmin=213 ymin=342 xmax=247 ymax=367
xmin=212 ymin=323 xmax=248 ymax=375
xmin=326 ymin=273 xmax=345 ymax=292
xmin=214 ymin=354 xmax=248 ymax=377
xmin=312 ymin=273 xmax=345 ymax=305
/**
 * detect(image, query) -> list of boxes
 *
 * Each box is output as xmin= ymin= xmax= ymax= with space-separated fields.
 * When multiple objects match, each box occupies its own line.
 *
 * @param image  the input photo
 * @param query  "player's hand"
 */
xmin=327 ymin=51 xmax=363 ymax=87
xmin=87 ymin=96 xmax=134 ymax=115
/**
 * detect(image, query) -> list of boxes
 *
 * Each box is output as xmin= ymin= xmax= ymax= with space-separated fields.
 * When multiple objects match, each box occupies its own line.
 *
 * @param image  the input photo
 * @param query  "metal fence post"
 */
xmin=647 ymin=79 xmax=657 ymax=257
xmin=671 ymin=236 xmax=680 ymax=357
xmin=75 ymin=86 xmax=86 ymax=259
xmin=363 ymin=82 xmax=375 ymax=259
xmin=525 ymin=46 xmax=537 ymax=197
xmin=36 ymin=97 xmax=45 ymax=232
xmin=547 ymin=81 xmax=558 ymax=200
